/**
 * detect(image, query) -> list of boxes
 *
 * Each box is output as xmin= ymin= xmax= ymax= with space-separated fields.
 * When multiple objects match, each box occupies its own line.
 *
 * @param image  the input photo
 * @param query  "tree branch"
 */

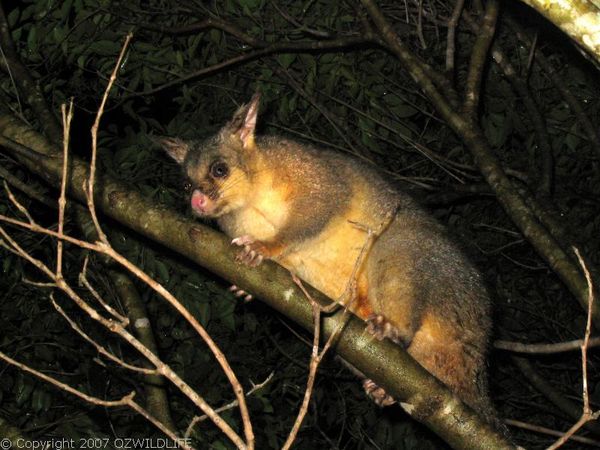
xmin=463 ymin=0 xmax=499 ymax=119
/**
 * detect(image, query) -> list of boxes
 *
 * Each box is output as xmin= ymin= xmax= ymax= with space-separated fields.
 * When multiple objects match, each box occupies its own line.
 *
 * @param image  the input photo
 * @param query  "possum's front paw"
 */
xmin=231 ymin=235 xmax=267 ymax=267
xmin=363 ymin=379 xmax=396 ymax=407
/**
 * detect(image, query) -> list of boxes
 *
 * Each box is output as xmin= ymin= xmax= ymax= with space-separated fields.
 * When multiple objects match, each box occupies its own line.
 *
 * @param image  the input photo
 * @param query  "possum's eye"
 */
xmin=210 ymin=161 xmax=229 ymax=178
xmin=183 ymin=181 xmax=192 ymax=192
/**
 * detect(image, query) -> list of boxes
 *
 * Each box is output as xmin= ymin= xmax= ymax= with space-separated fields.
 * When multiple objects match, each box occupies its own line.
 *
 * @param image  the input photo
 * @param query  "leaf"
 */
xmin=7 ymin=8 xmax=19 ymax=27
xmin=31 ymin=388 xmax=52 ymax=413
xmin=26 ymin=26 xmax=37 ymax=53
xmin=59 ymin=0 xmax=73 ymax=20
xmin=53 ymin=26 xmax=65 ymax=43
xmin=89 ymin=40 xmax=120 ymax=56
xmin=211 ymin=440 xmax=229 ymax=450
xmin=155 ymin=260 xmax=170 ymax=283
xmin=277 ymin=53 xmax=295 ymax=69
xmin=15 ymin=376 xmax=33 ymax=406
xmin=11 ymin=27 xmax=22 ymax=42
xmin=392 ymin=103 xmax=419 ymax=118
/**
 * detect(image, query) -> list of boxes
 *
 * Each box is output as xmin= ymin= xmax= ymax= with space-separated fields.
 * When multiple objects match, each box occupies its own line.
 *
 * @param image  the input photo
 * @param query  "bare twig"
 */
xmin=495 ymin=337 xmax=600 ymax=354
xmin=87 ymin=33 xmax=133 ymax=245
xmin=123 ymin=36 xmax=376 ymax=100
xmin=505 ymin=419 xmax=600 ymax=447
xmin=3 ymin=181 xmax=34 ymax=224
xmin=79 ymin=256 xmax=129 ymax=324
xmin=57 ymin=100 xmax=74 ymax=278
xmin=0 ymin=31 xmax=254 ymax=450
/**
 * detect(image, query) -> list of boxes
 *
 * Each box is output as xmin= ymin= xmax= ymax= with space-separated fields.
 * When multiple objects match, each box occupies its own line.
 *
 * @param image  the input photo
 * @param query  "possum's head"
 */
xmin=159 ymin=93 xmax=262 ymax=218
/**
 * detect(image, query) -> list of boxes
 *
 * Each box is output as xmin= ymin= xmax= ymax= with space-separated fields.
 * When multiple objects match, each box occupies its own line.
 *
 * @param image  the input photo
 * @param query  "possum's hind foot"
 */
xmin=366 ymin=314 xmax=411 ymax=347
xmin=363 ymin=379 xmax=396 ymax=407
xmin=364 ymin=315 xmax=404 ymax=407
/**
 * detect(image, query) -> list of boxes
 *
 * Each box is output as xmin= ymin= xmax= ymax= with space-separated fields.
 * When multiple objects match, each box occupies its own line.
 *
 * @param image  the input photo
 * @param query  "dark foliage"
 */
xmin=0 ymin=0 xmax=599 ymax=448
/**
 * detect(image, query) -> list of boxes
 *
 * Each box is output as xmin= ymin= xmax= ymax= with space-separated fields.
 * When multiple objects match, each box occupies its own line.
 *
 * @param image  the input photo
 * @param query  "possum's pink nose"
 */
xmin=190 ymin=189 xmax=210 ymax=215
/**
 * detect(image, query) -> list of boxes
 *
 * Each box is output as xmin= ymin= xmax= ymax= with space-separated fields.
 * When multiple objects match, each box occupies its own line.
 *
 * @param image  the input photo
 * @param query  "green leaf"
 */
xmin=3 ymin=255 xmax=12 ymax=273
xmin=53 ymin=26 xmax=65 ymax=43
xmin=7 ymin=8 xmax=19 ymax=27
xmin=175 ymin=50 xmax=184 ymax=68
xmin=155 ymin=260 xmax=170 ymax=283
xmin=211 ymin=440 xmax=229 ymax=450
xmin=60 ymin=0 xmax=73 ymax=20
xmin=15 ymin=376 xmax=33 ymax=406
xmin=89 ymin=40 xmax=120 ymax=56
xmin=31 ymin=388 xmax=52 ymax=413
xmin=392 ymin=103 xmax=418 ymax=118
xmin=11 ymin=27 xmax=22 ymax=42
xmin=277 ymin=53 xmax=295 ymax=69
xmin=26 ymin=26 xmax=37 ymax=53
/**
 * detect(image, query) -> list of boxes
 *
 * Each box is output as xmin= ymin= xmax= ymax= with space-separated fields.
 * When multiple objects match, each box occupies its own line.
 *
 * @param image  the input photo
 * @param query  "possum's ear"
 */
xmin=226 ymin=92 xmax=260 ymax=150
xmin=154 ymin=136 xmax=190 ymax=164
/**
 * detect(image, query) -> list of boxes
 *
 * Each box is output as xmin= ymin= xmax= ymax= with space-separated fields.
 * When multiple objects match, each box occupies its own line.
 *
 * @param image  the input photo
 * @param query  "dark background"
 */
xmin=0 ymin=1 xmax=599 ymax=448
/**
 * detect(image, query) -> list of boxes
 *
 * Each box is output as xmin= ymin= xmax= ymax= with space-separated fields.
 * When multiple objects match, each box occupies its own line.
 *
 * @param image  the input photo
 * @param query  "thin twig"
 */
xmin=79 ymin=256 xmax=129 ymax=325
xmin=0 ymin=31 xmax=253 ymax=449
xmin=0 ymin=219 xmax=247 ymax=449
xmin=87 ymin=33 xmax=133 ymax=245
xmin=504 ymin=419 xmax=600 ymax=447
xmin=3 ymin=181 xmax=34 ymax=224
xmin=0 ymin=212 xmax=252 ymax=449
xmin=57 ymin=100 xmax=74 ymax=278
xmin=495 ymin=337 xmax=600 ymax=354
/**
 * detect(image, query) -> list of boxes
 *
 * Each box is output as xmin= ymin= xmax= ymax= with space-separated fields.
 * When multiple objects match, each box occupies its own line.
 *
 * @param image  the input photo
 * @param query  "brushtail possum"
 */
xmin=159 ymin=93 xmax=496 ymax=423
